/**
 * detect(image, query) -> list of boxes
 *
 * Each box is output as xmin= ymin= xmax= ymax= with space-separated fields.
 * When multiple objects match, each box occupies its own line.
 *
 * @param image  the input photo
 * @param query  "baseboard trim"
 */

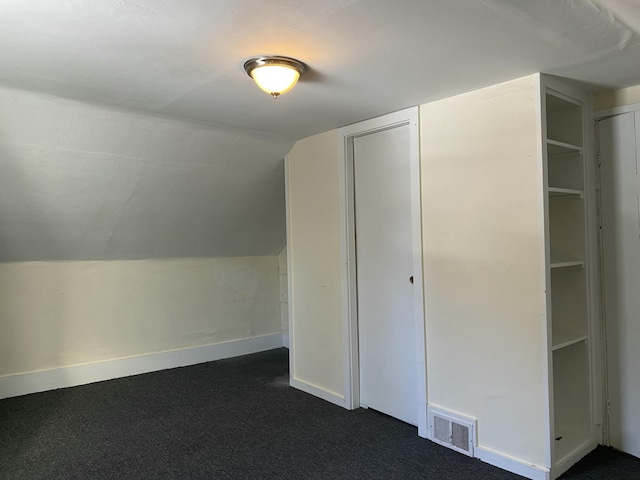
xmin=0 ymin=333 xmax=286 ymax=400
xmin=475 ymin=446 xmax=550 ymax=480
xmin=282 ymin=332 xmax=290 ymax=349
xmin=290 ymin=378 xmax=345 ymax=408
xmin=553 ymin=440 xmax=596 ymax=479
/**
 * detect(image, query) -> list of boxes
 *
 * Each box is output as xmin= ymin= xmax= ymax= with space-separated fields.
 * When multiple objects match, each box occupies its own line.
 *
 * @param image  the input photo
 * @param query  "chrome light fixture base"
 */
xmin=244 ymin=56 xmax=308 ymax=98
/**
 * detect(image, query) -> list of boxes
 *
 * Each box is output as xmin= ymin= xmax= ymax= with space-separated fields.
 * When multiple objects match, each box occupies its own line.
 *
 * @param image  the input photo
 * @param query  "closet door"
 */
xmin=598 ymin=112 xmax=640 ymax=457
xmin=354 ymin=124 xmax=418 ymax=426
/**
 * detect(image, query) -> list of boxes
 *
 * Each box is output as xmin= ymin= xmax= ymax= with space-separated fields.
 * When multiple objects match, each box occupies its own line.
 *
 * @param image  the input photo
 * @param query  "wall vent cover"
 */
xmin=427 ymin=405 xmax=475 ymax=457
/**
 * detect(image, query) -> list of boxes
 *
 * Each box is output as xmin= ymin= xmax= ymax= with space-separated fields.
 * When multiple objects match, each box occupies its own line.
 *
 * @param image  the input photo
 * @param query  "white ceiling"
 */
xmin=2 ymin=0 xmax=640 ymax=261
xmin=2 ymin=0 xmax=640 ymax=138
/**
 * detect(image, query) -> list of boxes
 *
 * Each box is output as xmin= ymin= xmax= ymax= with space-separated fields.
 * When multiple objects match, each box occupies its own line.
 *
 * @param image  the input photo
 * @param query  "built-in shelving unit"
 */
xmin=544 ymin=84 xmax=595 ymax=479
xmin=416 ymin=73 xmax=600 ymax=479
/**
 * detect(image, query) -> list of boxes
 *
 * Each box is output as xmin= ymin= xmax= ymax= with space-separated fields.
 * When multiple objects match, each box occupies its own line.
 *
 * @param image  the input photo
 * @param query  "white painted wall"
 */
xmin=594 ymin=85 xmax=640 ymax=111
xmin=0 ymin=85 xmax=290 ymax=262
xmin=279 ymin=247 xmax=289 ymax=333
xmin=0 ymin=85 xmax=288 ymax=395
xmin=285 ymin=130 xmax=344 ymax=400
xmin=285 ymin=76 xmax=558 ymax=474
xmin=421 ymin=75 xmax=548 ymax=468
xmin=0 ymin=256 xmax=280 ymax=377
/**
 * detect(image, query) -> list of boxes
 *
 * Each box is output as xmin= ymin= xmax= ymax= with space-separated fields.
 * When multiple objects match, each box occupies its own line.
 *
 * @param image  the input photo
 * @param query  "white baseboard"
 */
xmin=0 ymin=332 xmax=286 ymax=400
xmin=553 ymin=440 xmax=596 ymax=479
xmin=417 ymin=404 xmax=428 ymax=439
xmin=475 ymin=446 xmax=550 ymax=480
xmin=290 ymin=378 xmax=345 ymax=408
xmin=282 ymin=332 xmax=290 ymax=348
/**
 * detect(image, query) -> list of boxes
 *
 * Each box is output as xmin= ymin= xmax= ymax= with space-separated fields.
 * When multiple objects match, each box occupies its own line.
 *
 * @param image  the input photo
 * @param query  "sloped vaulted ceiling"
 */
xmin=1 ymin=0 xmax=640 ymax=261
xmin=0 ymin=87 xmax=290 ymax=261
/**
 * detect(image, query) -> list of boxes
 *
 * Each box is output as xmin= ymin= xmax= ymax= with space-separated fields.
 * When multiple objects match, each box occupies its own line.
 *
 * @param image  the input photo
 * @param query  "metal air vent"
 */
xmin=427 ymin=405 xmax=476 ymax=457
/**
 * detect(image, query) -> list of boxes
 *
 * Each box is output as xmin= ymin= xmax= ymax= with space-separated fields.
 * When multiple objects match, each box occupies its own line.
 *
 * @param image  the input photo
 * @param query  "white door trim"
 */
xmin=337 ymin=107 xmax=428 ymax=436
xmin=594 ymin=110 xmax=640 ymax=454
xmin=594 ymin=103 xmax=640 ymax=119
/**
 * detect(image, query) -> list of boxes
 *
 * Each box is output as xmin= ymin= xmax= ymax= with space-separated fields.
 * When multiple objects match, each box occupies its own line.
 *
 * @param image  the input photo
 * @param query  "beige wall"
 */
xmin=421 ymin=75 xmax=548 ymax=467
xmin=286 ymin=130 xmax=344 ymax=398
xmin=0 ymin=256 xmax=280 ymax=377
xmin=594 ymin=84 xmax=640 ymax=111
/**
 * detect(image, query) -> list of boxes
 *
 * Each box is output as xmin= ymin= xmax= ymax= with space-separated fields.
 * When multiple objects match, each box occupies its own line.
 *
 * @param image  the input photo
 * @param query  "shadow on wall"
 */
xmin=0 ymin=137 xmax=62 ymax=370
xmin=0 ymin=140 xmax=67 ymax=444
xmin=598 ymin=124 xmax=631 ymax=451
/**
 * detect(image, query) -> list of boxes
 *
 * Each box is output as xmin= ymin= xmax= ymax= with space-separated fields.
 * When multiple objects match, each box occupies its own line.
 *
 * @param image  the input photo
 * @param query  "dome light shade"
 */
xmin=251 ymin=65 xmax=300 ymax=96
xmin=244 ymin=56 xmax=307 ymax=98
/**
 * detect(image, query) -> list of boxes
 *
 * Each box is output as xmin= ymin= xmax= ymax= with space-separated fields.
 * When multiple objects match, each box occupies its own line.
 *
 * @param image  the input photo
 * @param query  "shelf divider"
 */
xmin=550 ymin=261 xmax=585 ymax=269
xmin=549 ymin=187 xmax=583 ymax=198
xmin=547 ymin=139 xmax=583 ymax=155
xmin=553 ymin=335 xmax=588 ymax=352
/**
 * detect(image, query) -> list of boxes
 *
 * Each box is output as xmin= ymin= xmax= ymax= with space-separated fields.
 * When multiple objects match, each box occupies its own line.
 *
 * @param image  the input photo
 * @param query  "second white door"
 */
xmin=354 ymin=124 xmax=418 ymax=426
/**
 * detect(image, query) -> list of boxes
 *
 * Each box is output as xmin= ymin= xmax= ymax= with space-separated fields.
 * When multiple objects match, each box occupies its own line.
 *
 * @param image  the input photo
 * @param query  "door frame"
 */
xmin=593 ymin=105 xmax=640 ymax=449
xmin=593 ymin=113 xmax=613 ymax=447
xmin=337 ymin=107 xmax=428 ymax=437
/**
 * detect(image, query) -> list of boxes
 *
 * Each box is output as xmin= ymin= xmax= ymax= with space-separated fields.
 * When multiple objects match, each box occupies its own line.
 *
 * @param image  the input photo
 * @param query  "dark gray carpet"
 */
xmin=560 ymin=445 xmax=640 ymax=479
xmin=0 ymin=348 xmax=638 ymax=479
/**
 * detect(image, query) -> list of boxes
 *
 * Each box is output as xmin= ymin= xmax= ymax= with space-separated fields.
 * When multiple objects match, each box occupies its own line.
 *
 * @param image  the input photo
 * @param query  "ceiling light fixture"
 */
xmin=244 ymin=56 xmax=307 ymax=99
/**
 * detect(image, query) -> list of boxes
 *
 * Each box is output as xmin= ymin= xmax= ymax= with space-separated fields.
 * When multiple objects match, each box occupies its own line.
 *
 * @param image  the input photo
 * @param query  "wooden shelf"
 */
xmin=549 ymin=187 xmax=583 ymax=198
xmin=547 ymin=139 xmax=583 ymax=156
xmin=550 ymin=261 xmax=584 ymax=269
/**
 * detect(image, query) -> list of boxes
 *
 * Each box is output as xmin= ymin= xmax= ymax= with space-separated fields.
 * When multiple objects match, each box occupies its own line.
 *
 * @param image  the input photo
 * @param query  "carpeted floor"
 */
xmin=1 ymin=348 xmax=638 ymax=479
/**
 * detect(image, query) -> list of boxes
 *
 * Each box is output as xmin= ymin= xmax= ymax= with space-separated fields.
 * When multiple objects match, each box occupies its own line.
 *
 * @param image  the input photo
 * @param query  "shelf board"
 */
xmin=548 ymin=187 xmax=583 ymax=197
xmin=550 ymin=261 xmax=584 ymax=269
xmin=553 ymin=336 xmax=588 ymax=352
xmin=547 ymin=139 xmax=583 ymax=156
xmin=553 ymin=325 xmax=587 ymax=348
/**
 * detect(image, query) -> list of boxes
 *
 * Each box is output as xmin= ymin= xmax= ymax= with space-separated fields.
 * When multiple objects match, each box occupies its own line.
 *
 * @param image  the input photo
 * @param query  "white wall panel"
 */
xmin=286 ymin=130 xmax=344 ymax=398
xmin=0 ymin=256 xmax=280 ymax=377
xmin=279 ymin=246 xmax=289 ymax=332
xmin=421 ymin=75 xmax=549 ymax=467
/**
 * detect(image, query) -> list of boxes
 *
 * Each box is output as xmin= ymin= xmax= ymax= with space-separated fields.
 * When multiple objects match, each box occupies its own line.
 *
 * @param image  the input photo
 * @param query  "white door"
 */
xmin=353 ymin=124 xmax=418 ymax=426
xmin=598 ymin=112 xmax=640 ymax=457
